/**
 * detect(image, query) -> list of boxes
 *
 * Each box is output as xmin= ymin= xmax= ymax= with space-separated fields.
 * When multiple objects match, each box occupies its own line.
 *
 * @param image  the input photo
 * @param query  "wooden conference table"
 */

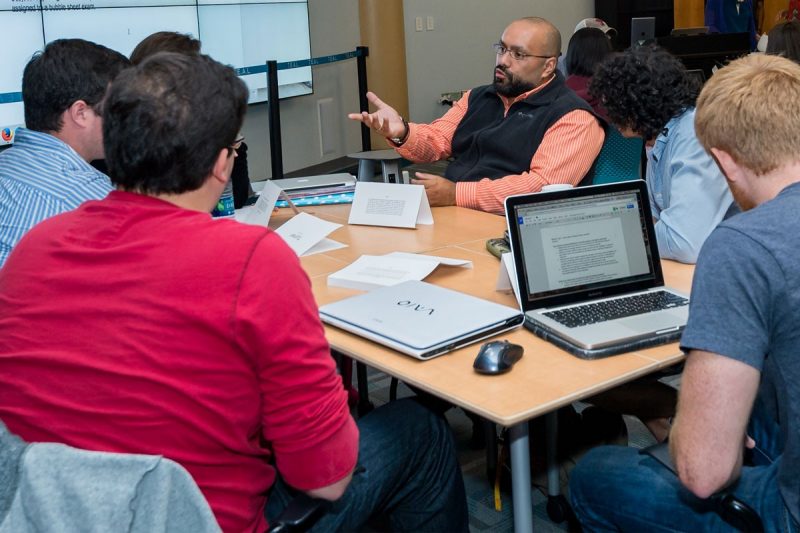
xmin=271 ymin=204 xmax=693 ymax=533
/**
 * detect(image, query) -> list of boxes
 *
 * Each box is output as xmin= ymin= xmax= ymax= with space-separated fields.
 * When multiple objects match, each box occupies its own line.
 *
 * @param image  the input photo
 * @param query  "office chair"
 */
xmin=642 ymin=442 xmax=764 ymax=532
xmin=1 ymin=419 xmax=324 ymax=533
xmin=0 ymin=421 xmax=220 ymax=532
xmin=592 ymin=126 xmax=644 ymax=185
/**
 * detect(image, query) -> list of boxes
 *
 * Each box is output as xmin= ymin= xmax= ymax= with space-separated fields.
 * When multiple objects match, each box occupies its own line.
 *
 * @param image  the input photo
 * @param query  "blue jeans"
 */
xmin=266 ymin=398 xmax=468 ymax=532
xmin=569 ymin=397 xmax=798 ymax=532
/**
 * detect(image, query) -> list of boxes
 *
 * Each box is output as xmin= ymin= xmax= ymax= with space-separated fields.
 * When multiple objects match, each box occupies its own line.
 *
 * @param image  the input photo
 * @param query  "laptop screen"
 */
xmin=511 ymin=185 xmax=660 ymax=305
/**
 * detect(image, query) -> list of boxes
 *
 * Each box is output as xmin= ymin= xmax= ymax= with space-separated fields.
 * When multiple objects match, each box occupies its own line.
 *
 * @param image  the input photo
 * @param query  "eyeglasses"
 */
xmin=227 ymin=135 xmax=245 ymax=156
xmin=492 ymin=43 xmax=553 ymax=61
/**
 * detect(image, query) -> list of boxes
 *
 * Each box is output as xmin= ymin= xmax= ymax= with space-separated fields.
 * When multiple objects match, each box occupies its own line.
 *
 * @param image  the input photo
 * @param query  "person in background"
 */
xmin=0 ymin=52 xmax=468 ymax=533
xmin=130 ymin=31 xmax=201 ymax=64
xmin=564 ymin=27 xmax=613 ymax=119
xmin=128 ymin=30 xmax=254 ymax=208
xmin=557 ymin=18 xmax=617 ymax=75
xmin=705 ymin=0 xmax=758 ymax=49
xmin=767 ymin=19 xmax=800 ymax=62
xmin=780 ymin=0 xmax=800 ymax=21
xmin=349 ymin=16 xmax=604 ymax=215
xmin=571 ymin=52 xmax=800 ymax=533
xmin=0 ymin=39 xmax=129 ymax=268
xmin=589 ymin=45 xmax=737 ymax=264
xmin=573 ymin=17 xmax=617 ymax=41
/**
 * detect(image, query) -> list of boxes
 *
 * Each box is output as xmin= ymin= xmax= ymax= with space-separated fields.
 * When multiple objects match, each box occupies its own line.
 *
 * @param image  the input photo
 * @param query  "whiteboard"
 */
xmin=0 ymin=0 xmax=312 ymax=142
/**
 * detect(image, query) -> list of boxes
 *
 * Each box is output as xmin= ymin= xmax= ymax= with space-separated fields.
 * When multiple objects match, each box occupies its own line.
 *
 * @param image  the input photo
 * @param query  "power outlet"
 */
xmin=426 ymin=16 xmax=434 ymax=31
xmin=415 ymin=16 xmax=423 ymax=31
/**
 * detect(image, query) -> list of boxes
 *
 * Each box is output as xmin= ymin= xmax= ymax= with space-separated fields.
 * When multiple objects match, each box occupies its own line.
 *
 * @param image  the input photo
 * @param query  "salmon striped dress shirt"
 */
xmin=396 ymin=77 xmax=605 ymax=215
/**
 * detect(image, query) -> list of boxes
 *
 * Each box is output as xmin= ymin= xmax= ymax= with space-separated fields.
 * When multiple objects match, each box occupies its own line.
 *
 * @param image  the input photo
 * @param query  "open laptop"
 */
xmin=631 ymin=17 xmax=656 ymax=47
xmin=505 ymin=180 xmax=689 ymax=358
xmin=319 ymin=280 xmax=524 ymax=360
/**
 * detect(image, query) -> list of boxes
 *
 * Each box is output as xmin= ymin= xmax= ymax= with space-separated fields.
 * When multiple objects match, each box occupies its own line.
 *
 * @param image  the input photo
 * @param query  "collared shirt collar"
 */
xmin=651 ymin=110 xmax=689 ymax=163
xmin=11 ymin=127 xmax=96 ymax=173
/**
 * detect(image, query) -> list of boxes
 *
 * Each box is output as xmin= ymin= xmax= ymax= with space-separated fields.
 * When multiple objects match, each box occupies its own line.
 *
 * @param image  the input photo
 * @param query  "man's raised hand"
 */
xmin=347 ymin=91 xmax=406 ymax=140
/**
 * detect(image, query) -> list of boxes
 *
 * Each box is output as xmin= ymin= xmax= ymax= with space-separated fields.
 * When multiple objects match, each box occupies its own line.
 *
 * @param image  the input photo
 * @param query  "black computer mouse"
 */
xmin=473 ymin=340 xmax=524 ymax=375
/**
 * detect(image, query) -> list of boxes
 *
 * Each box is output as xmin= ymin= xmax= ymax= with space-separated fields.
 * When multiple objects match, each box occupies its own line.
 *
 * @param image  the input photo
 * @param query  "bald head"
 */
xmin=493 ymin=16 xmax=561 ymax=96
xmin=515 ymin=17 xmax=562 ymax=57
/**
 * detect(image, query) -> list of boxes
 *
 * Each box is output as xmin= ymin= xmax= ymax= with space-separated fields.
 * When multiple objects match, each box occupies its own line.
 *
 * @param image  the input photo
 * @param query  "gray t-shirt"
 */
xmin=680 ymin=181 xmax=800 ymax=524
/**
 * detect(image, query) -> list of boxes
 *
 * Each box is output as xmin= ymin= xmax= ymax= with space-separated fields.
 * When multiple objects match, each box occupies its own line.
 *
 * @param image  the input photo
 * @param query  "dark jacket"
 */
xmin=445 ymin=71 xmax=596 ymax=183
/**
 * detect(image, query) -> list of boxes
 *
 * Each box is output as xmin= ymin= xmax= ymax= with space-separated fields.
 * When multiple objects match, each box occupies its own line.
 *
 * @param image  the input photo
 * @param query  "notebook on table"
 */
xmin=505 ymin=180 xmax=689 ymax=359
xmin=319 ymin=280 xmax=524 ymax=360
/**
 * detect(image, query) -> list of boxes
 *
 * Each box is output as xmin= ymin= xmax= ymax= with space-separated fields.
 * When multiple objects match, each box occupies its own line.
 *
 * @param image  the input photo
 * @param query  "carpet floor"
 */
xmin=356 ymin=366 xmax=675 ymax=532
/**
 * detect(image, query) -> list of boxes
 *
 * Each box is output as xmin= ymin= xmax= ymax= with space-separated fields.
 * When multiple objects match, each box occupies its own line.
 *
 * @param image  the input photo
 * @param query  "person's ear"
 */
xmin=543 ymin=56 xmax=558 ymax=78
xmin=709 ymin=148 xmax=743 ymax=184
xmin=210 ymin=148 xmax=232 ymax=185
xmin=65 ymin=100 xmax=93 ymax=129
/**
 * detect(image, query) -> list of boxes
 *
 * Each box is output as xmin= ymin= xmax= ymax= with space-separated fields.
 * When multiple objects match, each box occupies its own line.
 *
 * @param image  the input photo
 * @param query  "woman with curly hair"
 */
xmin=589 ymin=45 xmax=737 ymax=264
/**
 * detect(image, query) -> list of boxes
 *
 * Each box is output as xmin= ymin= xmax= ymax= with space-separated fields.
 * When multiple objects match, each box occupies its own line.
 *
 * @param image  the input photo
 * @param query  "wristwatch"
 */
xmin=390 ymin=118 xmax=410 ymax=146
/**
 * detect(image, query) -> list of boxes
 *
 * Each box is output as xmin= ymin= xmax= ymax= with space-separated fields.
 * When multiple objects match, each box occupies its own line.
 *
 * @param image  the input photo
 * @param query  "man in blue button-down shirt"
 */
xmin=0 ymin=39 xmax=129 ymax=268
xmin=589 ymin=45 xmax=738 ymax=264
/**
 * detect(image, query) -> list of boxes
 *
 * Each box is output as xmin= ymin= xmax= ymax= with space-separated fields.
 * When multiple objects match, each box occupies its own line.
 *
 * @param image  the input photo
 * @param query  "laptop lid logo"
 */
xmin=397 ymin=300 xmax=435 ymax=315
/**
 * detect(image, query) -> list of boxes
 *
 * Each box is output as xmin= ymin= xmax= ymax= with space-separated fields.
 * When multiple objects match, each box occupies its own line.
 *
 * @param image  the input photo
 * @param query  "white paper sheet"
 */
xmin=236 ymin=180 xmax=283 ymax=227
xmin=275 ymin=212 xmax=344 ymax=257
xmin=304 ymin=238 xmax=348 ymax=256
xmin=348 ymin=182 xmax=434 ymax=228
xmin=328 ymin=255 xmax=441 ymax=291
xmin=385 ymin=251 xmax=472 ymax=268
xmin=496 ymin=252 xmax=522 ymax=307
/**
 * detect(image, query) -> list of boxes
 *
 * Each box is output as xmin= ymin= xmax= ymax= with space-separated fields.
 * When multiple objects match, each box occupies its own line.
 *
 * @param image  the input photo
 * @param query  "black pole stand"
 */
xmin=356 ymin=46 xmax=371 ymax=152
xmin=266 ymin=60 xmax=283 ymax=180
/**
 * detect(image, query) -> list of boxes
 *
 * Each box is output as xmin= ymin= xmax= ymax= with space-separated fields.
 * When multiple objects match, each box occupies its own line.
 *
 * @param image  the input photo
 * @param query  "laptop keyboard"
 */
xmin=543 ymin=291 xmax=689 ymax=328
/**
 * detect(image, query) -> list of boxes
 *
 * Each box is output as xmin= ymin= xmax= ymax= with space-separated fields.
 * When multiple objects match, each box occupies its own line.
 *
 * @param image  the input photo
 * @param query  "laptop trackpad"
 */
xmin=620 ymin=312 xmax=683 ymax=333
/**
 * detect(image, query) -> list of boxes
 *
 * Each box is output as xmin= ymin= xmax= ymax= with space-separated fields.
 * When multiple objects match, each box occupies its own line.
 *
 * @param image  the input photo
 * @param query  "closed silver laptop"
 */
xmin=505 ymin=181 xmax=689 ymax=356
xmin=319 ymin=280 xmax=524 ymax=360
xmin=276 ymin=173 xmax=355 ymax=193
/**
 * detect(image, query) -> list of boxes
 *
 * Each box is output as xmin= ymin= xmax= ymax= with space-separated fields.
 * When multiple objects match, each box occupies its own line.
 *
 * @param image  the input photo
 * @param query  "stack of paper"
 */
xmin=328 ymin=252 xmax=472 ymax=291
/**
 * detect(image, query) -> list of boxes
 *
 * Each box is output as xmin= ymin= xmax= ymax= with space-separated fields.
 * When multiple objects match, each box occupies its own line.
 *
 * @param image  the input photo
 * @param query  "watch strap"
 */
xmin=390 ymin=118 xmax=410 ymax=146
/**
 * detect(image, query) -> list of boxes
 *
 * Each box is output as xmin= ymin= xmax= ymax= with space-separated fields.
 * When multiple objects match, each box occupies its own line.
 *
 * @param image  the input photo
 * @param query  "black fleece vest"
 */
xmin=445 ymin=72 xmax=595 ymax=183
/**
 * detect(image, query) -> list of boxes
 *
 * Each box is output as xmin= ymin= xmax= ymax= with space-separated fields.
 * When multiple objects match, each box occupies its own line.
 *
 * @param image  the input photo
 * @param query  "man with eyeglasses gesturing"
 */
xmin=349 ymin=17 xmax=604 ymax=215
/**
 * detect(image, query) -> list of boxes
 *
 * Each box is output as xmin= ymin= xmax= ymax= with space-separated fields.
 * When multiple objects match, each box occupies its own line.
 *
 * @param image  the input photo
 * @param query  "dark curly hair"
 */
xmin=589 ymin=45 xmax=700 ymax=140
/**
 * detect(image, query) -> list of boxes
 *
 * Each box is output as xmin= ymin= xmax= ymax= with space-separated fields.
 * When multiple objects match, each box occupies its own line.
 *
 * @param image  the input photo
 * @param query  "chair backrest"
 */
xmin=0 ymin=421 xmax=220 ymax=533
xmin=592 ymin=126 xmax=644 ymax=185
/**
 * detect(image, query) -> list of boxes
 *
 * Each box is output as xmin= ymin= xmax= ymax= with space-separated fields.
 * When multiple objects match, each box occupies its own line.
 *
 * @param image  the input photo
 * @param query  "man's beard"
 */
xmin=493 ymin=66 xmax=535 ymax=97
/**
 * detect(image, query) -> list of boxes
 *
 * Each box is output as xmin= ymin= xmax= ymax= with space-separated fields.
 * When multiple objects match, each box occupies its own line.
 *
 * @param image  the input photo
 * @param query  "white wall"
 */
xmin=243 ymin=0 xmax=594 ymax=179
xmin=403 ymin=0 xmax=594 ymax=123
